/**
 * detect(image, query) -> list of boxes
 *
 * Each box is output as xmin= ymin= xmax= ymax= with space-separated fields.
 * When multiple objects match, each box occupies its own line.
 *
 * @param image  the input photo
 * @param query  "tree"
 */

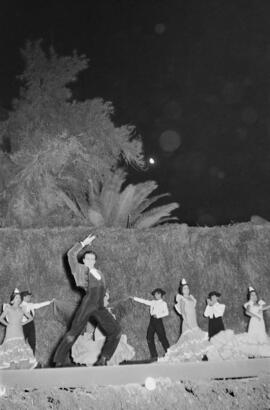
xmin=0 ymin=41 xmax=144 ymax=226
xmin=57 ymin=168 xmax=179 ymax=228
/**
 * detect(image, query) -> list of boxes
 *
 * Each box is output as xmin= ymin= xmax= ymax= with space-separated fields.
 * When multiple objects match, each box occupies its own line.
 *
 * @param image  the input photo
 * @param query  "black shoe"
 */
xmin=54 ymin=362 xmax=74 ymax=368
xmin=94 ymin=356 xmax=108 ymax=366
xmin=54 ymin=362 xmax=63 ymax=368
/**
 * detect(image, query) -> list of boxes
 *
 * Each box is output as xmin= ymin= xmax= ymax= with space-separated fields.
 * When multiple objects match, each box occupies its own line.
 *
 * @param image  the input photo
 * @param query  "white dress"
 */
xmin=207 ymin=300 xmax=270 ymax=361
xmin=0 ymin=306 xmax=37 ymax=369
xmin=160 ymin=294 xmax=209 ymax=363
xmin=161 ymin=297 xmax=270 ymax=363
xmin=245 ymin=300 xmax=268 ymax=342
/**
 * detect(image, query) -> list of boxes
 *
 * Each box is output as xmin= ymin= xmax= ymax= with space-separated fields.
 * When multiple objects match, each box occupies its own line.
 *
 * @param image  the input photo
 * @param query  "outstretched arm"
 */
xmin=27 ymin=300 xmax=53 ymax=310
xmin=132 ymin=297 xmax=152 ymax=306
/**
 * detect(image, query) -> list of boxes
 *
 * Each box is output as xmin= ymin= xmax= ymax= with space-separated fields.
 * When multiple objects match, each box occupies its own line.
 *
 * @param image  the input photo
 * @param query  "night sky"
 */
xmin=1 ymin=0 xmax=270 ymax=226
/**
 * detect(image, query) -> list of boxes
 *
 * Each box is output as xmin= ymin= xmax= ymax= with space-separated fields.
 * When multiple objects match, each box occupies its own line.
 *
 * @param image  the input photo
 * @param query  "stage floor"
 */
xmin=0 ymin=358 xmax=269 ymax=389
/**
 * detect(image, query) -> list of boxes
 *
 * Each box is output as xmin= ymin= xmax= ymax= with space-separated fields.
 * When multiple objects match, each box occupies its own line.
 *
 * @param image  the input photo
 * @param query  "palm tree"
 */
xmin=60 ymin=169 xmax=179 ymax=228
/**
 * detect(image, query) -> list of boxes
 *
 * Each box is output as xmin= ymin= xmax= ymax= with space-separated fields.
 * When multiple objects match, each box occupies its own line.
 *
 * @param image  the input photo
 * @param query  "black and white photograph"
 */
xmin=0 ymin=1 xmax=269 ymax=409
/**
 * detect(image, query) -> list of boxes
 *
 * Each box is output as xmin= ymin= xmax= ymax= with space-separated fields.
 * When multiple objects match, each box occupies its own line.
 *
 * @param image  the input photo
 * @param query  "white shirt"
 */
xmin=20 ymin=300 xmax=51 ymax=322
xmin=89 ymin=268 xmax=101 ymax=280
xmin=204 ymin=302 xmax=225 ymax=319
xmin=133 ymin=297 xmax=169 ymax=319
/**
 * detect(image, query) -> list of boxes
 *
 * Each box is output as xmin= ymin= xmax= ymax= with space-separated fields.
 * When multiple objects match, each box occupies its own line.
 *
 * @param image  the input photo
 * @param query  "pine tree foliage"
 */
xmin=0 ymin=41 xmax=145 ymax=226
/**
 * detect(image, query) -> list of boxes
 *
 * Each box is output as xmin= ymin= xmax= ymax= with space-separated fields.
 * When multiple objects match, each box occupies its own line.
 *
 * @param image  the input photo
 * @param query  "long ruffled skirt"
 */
xmin=0 ymin=337 xmax=37 ymax=369
xmin=207 ymin=330 xmax=270 ymax=361
xmin=72 ymin=333 xmax=135 ymax=366
xmin=160 ymin=327 xmax=210 ymax=363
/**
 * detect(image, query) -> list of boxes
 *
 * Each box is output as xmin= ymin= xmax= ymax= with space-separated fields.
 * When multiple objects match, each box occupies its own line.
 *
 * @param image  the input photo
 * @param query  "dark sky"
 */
xmin=1 ymin=0 xmax=270 ymax=226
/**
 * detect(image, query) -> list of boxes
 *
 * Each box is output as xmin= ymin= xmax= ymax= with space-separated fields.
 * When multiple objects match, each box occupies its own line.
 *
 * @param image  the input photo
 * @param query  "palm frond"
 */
xmin=130 ymin=193 xmax=170 ymax=222
xmin=134 ymin=202 xmax=179 ymax=229
xmin=100 ymin=170 xmax=126 ymax=223
xmin=113 ymin=184 xmax=137 ymax=227
xmin=128 ymin=181 xmax=158 ymax=212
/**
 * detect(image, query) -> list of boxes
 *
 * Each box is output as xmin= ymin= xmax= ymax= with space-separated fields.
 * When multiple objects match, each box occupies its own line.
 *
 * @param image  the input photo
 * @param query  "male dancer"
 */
xmin=204 ymin=291 xmax=225 ymax=339
xmin=53 ymin=234 xmax=121 ymax=366
xmin=131 ymin=288 xmax=170 ymax=361
xmin=20 ymin=291 xmax=53 ymax=354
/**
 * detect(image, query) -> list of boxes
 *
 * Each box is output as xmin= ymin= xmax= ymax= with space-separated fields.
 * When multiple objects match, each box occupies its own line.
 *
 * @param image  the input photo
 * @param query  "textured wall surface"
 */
xmin=0 ymin=223 xmax=269 ymax=365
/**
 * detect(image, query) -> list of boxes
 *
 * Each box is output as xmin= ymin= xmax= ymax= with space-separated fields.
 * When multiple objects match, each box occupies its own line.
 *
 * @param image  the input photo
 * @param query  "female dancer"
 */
xmin=0 ymin=289 xmax=37 ymax=369
xmin=72 ymin=291 xmax=135 ymax=366
xmin=244 ymin=286 xmax=270 ymax=343
xmin=161 ymin=279 xmax=209 ymax=362
xmin=207 ymin=286 xmax=270 ymax=360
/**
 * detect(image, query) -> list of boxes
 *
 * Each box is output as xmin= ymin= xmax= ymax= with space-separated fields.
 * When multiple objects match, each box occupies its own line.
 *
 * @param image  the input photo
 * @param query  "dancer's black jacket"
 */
xmin=53 ymin=243 xmax=121 ymax=365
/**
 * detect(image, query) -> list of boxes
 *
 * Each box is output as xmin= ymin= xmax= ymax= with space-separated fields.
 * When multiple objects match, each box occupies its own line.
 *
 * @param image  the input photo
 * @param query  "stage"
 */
xmin=0 ymin=358 xmax=269 ymax=389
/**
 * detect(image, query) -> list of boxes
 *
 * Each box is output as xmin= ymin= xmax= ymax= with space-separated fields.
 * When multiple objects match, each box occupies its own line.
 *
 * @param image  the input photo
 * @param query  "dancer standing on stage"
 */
xmin=131 ymin=288 xmax=170 ymax=360
xmin=161 ymin=279 xmax=209 ymax=363
xmin=204 ymin=291 xmax=225 ymax=340
xmin=244 ymin=286 xmax=270 ymax=343
xmin=20 ymin=291 xmax=53 ymax=354
xmin=0 ymin=289 xmax=37 ymax=369
xmin=72 ymin=290 xmax=135 ymax=366
xmin=53 ymin=234 xmax=121 ymax=367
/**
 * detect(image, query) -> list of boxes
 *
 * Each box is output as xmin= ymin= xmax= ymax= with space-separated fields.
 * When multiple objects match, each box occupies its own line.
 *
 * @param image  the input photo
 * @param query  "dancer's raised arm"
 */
xmin=67 ymin=234 xmax=96 ymax=289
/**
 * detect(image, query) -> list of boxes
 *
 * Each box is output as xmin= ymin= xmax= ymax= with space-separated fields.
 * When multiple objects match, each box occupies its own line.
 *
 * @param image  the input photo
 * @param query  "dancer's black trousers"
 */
xmin=23 ymin=320 xmax=36 ymax=354
xmin=53 ymin=286 xmax=121 ymax=365
xmin=208 ymin=316 xmax=225 ymax=339
xmin=147 ymin=316 xmax=169 ymax=358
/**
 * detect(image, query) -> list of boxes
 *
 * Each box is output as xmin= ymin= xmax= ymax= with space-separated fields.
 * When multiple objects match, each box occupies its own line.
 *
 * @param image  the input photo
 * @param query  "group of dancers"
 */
xmin=0 ymin=233 xmax=270 ymax=369
xmin=161 ymin=279 xmax=270 ymax=363
xmin=0 ymin=289 xmax=53 ymax=369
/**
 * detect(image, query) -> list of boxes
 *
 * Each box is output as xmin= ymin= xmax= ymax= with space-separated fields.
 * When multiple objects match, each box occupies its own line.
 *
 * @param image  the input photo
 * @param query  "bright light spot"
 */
xmin=154 ymin=23 xmax=166 ymax=34
xmin=159 ymin=129 xmax=181 ymax=152
xmin=209 ymin=166 xmax=225 ymax=179
xmin=217 ymin=170 xmax=225 ymax=179
xmin=0 ymin=385 xmax=6 ymax=397
xmin=145 ymin=377 xmax=156 ymax=391
xmin=148 ymin=157 xmax=155 ymax=165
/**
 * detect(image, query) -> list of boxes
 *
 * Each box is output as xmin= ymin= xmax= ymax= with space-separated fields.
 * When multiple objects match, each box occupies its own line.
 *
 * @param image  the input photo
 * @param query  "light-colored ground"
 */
xmin=0 ymin=376 xmax=270 ymax=410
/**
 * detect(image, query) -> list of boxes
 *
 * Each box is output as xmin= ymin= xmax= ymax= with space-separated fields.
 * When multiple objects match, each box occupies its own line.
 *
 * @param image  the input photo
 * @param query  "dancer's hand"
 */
xmin=81 ymin=234 xmax=96 ymax=247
